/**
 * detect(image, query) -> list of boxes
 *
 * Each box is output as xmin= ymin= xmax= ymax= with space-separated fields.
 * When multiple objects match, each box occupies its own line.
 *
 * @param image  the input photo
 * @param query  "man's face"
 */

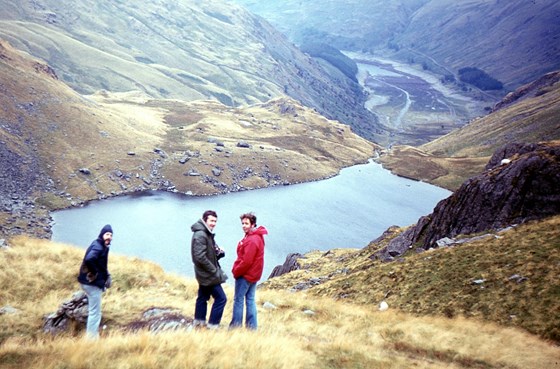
xmin=241 ymin=218 xmax=252 ymax=234
xmin=205 ymin=215 xmax=217 ymax=231
xmin=103 ymin=232 xmax=112 ymax=246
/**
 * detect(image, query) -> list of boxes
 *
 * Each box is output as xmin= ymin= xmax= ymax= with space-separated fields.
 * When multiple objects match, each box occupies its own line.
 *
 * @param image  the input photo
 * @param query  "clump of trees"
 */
xmin=300 ymin=42 xmax=358 ymax=82
xmin=458 ymin=67 xmax=503 ymax=90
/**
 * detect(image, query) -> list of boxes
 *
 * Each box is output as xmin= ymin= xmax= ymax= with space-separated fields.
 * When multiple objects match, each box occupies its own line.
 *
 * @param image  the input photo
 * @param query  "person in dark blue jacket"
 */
xmin=77 ymin=224 xmax=113 ymax=339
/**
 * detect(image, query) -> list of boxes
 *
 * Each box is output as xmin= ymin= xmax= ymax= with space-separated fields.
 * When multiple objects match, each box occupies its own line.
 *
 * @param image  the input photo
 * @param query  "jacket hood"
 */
xmin=249 ymin=225 xmax=268 ymax=237
xmin=191 ymin=219 xmax=213 ymax=234
xmin=97 ymin=224 xmax=113 ymax=240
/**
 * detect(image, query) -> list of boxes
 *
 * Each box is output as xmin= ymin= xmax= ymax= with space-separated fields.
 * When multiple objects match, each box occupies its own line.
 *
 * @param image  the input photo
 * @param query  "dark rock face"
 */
xmin=268 ymin=253 xmax=303 ymax=279
xmin=374 ymin=142 xmax=560 ymax=260
xmin=43 ymin=291 xmax=89 ymax=335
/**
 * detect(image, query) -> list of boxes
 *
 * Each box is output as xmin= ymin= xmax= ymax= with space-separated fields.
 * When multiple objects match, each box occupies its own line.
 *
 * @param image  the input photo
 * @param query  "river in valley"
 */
xmin=51 ymin=161 xmax=451 ymax=282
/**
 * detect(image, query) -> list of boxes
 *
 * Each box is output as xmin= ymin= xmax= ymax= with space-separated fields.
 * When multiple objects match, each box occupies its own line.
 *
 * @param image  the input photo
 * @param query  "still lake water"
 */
xmin=51 ymin=161 xmax=451 ymax=282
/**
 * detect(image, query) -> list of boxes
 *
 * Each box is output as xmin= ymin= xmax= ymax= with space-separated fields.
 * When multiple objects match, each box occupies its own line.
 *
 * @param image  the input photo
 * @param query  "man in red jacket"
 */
xmin=229 ymin=212 xmax=268 ymax=330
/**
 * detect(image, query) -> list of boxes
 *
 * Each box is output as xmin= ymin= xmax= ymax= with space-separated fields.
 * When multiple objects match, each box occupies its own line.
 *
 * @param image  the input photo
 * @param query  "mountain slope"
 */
xmin=0 ymin=39 xmax=376 ymax=239
xmin=234 ymin=0 xmax=560 ymax=91
xmin=0 ymin=0 xmax=381 ymax=140
xmin=398 ymin=0 xmax=560 ymax=90
xmin=377 ymin=71 xmax=560 ymax=190
xmin=1 ymin=236 xmax=558 ymax=368
xmin=262 ymin=215 xmax=560 ymax=343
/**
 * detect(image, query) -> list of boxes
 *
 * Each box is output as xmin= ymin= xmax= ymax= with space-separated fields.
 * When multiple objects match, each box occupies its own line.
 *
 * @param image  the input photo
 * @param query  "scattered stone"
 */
xmin=185 ymin=169 xmax=201 ymax=176
xmin=212 ymin=168 xmax=222 ymax=176
xmin=127 ymin=307 xmax=193 ymax=333
xmin=0 ymin=306 xmax=19 ymax=315
xmin=262 ymin=302 xmax=277 ymax=310
xmin=436 ymin=237 xmax=454 ymax=247
xmin=508 ymin=274 xmax=529 ymax=283
xmin=153 ymin=148 xmax=167 ymax=158
xmin=78 ymin=168 xmax=91 ymax=175
xmin=236 ymin=141 xmax=251 ymax=148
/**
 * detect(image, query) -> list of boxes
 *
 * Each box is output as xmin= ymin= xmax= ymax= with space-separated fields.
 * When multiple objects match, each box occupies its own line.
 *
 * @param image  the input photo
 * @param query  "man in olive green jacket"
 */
xmin=191 ymin=210 xmax=228 ymax=329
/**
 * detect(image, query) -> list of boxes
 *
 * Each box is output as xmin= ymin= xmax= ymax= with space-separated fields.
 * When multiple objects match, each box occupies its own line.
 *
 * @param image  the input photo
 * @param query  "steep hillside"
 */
xmin=397 ymin=0 xmax=560 ymax=90
xmin=0 ymin=0 xmax=382 ymax=141
xmin=264 ymin=141 xmax=560 ymax=342
xmin=0 ymin=39 xmax=377 ymax=239
xmin=262 ymin=215 xmax=560 ymax=343
xmin=377 ymin=71 xmax=560 ymax=190
xmin=234 ymin=0 xmax=560 ymax=91
xmin=1 ymin=237 xmax=558 ymax=368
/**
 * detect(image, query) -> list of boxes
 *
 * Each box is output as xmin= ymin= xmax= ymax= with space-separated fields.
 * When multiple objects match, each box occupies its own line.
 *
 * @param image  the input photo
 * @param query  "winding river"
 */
xmin=51 ymin=161 xmax=451 ymax=282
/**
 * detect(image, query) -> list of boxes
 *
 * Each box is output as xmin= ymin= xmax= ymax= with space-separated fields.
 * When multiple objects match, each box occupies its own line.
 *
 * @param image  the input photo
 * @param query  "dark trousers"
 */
xmin=194 ymin=284 xmax=227 ymax=325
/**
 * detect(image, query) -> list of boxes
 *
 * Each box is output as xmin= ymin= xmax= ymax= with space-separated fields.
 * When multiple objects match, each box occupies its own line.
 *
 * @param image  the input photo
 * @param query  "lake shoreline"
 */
xmin=51 ymin=161 xmax=451 ymax=281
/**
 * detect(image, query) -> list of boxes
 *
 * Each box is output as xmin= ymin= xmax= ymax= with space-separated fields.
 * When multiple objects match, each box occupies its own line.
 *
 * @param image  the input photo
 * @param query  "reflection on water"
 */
xmin=51 ymin=161 xmax=451 ymax=282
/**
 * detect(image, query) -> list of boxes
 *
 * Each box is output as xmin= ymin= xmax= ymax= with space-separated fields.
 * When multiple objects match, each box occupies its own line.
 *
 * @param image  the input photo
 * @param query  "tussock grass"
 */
xmin=262 ymin=216 xmax=560 ymax=345
xmin=1 ymin=236 xmax=559 ymax=368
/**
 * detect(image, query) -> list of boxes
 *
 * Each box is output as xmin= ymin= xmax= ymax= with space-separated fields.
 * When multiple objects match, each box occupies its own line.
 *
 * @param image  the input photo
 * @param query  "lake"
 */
xmin=51 ymin=161 xmax=451 ymax=282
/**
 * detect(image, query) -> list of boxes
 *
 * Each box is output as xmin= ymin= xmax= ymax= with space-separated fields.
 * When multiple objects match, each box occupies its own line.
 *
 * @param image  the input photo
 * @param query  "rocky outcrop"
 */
xmin=125 ymin=308 xmax=193 ymax=333
xmin=373 ymin=141 xmax=560 ymax=261
xmin=268 ymin=253 xmax=303 ymax=279
xmin=43 ymin=291 xmax=195 ymax=335
xmin=492 ymin=71 xmax=560 ymax=112
xmin=43 ymin=291 xmax=89 ymax=335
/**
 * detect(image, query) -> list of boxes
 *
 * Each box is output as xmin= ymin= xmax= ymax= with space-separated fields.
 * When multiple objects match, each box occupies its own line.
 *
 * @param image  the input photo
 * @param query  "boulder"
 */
xmin=268 ymin=253 xmax=303 ymax=279
xmin=43 ymin=291 xmax=88 ymax=335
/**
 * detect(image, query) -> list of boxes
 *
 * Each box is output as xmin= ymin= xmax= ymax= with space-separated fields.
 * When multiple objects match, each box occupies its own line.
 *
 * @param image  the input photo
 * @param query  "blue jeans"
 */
xmin=195 ymin=284 xmax=227 ymax=325
xmin=230 ymin=277 xmax=257 ymax=330
xmin=81 ymin=284 xmax=103 ymax=339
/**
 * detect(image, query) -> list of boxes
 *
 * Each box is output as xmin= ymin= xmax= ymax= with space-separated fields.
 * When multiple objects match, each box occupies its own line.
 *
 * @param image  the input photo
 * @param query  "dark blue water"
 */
xmin=51 ymin=161 xmax=451 ymax=282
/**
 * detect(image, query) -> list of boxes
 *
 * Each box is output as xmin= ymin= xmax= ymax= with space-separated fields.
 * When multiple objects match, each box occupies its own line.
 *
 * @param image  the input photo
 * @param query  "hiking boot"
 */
xmin=193 ymin=319 xmax=207 ymax=330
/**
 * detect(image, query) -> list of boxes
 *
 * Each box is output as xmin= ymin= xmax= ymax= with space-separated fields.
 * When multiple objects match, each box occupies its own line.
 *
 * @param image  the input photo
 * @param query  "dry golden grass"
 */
xmin=0 ymin=38 xmax=376 ymax=211
xmin=262 ymin=216 xmax=560 ymax=345
xmin=1 ymin=236 xmax=559 ymax=369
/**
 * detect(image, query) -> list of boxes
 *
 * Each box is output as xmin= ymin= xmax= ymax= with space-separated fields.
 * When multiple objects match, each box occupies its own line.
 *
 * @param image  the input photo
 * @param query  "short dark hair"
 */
xmin=202 ymin=210 xmax=218 ymax=221
xmin=240 ymin=212 xmax=257 ymax=226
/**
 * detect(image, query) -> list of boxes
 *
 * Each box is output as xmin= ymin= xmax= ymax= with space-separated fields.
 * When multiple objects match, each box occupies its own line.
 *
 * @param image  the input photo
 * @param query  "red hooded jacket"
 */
xmin=232 ymin=225 xmax=268 ymax=283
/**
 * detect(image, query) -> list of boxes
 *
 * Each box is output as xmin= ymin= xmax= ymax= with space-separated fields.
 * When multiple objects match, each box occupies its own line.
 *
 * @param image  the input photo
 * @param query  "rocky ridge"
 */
xmin=373 ymin=141 xmax=560 ymax=261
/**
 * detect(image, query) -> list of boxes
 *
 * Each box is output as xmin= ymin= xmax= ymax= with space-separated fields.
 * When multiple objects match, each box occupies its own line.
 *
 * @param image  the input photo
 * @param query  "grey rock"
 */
xmin=0 ymin=306 xmax=19 ymax=315
xmin=236 ymin=141 xmax=251 ymax=148
xmin=78 ymin=168 xmax=91 ymax=175
xmin=269 ymin=253 xmax=303 ymax=279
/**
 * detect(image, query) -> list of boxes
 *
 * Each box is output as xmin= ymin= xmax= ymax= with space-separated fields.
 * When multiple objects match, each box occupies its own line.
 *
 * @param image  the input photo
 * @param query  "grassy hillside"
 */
xmin=0 ymin=0 xmax=380 ymax=141
xmin=1 ymin=236 xmax=559 ymax=369
xmin=0 ymin=38 xmax=376 ymax=238
xmin=262 ymin=215 xmax=560 ymax=344
xmin=377 ymin=72 xmax=560 ymax=190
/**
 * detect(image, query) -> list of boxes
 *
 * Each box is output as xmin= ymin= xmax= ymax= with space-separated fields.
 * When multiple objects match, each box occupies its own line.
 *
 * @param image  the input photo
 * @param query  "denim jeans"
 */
xmin=229 ymin=277 xmax=257 ymax=330
xmin=81 ymin=283 xmax=103 ymax=339
xmin=194 ymin=284 xmax=227 ymax=325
